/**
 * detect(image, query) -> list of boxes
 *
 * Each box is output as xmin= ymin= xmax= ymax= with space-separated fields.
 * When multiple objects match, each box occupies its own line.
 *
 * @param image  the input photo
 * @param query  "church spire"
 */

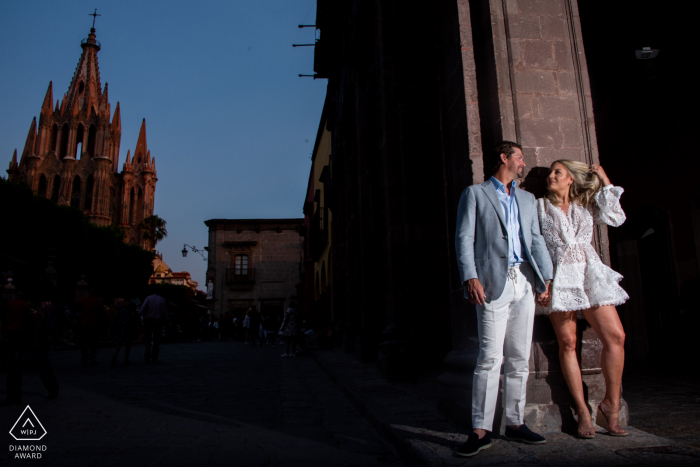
xmin=111 ymin=101 xmax=121 ymax=132
xmin=134 ymin=118 xmax=147 ymax=164
xmin=98 ymin=82 xmax=110 ymax=117
xmin=41 ymin=82 xmax=53 ymax=116
xmin=9 ymin=149 xmax=18 ymax=170
xmin=64 ymin=27 xmax=102 ymax=116
xmin=22 ymin=117 xmax=37 ymax=158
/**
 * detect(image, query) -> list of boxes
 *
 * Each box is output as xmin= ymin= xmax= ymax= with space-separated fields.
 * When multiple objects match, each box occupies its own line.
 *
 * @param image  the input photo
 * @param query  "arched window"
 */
xmin=70 ymin=176 xmax=81 ymax=208
xmin=321 ymin=262 xmax=327 ymax=294
xmin=109 ymin=187 xmax=114 ymax=217
xmin=87 ymin=125 xmax=97 ymax=157
xmin=59 ymin=123 xmax=69 ymax=159
xmin=234 ymin=254 xmax=249 ymax=276
xmin=50 ymin=124 xmax=58 ymax=152
xmin=136 ymin=188 xmax=143 ymax=224
xmin=129 ymin=187 xmax=136 ymax=224
xmin=50 ymin=175 xmax=61 ymax=202
xmin=75 ymin=124 xmax=84 ymax=160
xmin=38 ymin=174 xmax=47 ymax=198
xmin=78 ymin=81 xmax=85 ymax=95
xmin=85 ymin=174 xmax=94 ymax=211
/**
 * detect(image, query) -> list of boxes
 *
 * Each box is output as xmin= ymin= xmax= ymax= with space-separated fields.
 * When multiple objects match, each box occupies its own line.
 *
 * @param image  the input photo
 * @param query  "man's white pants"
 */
xmin=472 ymin=263 xmax=535 ymax=431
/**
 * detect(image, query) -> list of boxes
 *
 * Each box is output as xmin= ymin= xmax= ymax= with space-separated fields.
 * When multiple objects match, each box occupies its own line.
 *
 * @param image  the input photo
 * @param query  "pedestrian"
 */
xmin=139 ymin=292 xmax=169 ymax=363
xmin=1 ymin=283 xmax=59 ymax=405
xmin=242 ymin=310 xmax=250 ymax=344
xmin=537 ymin=160 xmax=629 ymax=437
xmin=109 ymin=298 xmax=138 ymax=366
xmin=454 ymin=141 xmax=554 ymax=457
xmin=262 ymin=314 xmax=276 ymax=345
xmin=75 ymin=289 xmax=105 ymax=364
xmin=278 ymin=302 xmax=299 ymax=357
xmin=248 ymin=308 xmax=262 ymax=347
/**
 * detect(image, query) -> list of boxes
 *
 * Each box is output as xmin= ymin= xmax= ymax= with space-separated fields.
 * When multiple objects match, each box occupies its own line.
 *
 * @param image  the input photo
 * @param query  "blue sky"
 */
xmin=0 ymin=1 xmax=325 ymax=287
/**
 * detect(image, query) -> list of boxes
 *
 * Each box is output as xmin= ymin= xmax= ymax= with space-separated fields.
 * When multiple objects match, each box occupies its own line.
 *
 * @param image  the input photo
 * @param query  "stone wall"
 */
xmin=204 ymin=219 xmax=303 ymax=318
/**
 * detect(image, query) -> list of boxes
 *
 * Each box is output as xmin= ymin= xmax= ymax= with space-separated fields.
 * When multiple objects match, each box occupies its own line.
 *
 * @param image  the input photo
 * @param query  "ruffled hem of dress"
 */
xmin=546 ymin=297 xmax=629 ymax=314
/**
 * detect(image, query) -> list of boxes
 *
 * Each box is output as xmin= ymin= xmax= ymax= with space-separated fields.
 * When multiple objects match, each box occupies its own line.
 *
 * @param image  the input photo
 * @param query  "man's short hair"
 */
xmin=488 ymin=141 xmax=523 ymax=175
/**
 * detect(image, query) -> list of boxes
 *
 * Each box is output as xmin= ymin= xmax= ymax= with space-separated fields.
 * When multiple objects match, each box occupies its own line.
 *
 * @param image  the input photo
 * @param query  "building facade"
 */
xmin=149 ymin=254 xmax=199 ymax=291
xmin=204 ymin=219 xmax=304 ymax=320
xmin=6 ymin=27 xmax=158 ymax=247
xmin=299 ymin=102 xmax=334 ymax=328
xmin=306 ymin=0 xmax=700 ymax=432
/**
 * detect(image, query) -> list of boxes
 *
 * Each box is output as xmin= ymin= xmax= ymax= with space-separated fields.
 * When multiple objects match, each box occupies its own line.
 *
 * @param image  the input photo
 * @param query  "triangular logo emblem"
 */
xmin=9 ymin=406 xmax=47 ymax=441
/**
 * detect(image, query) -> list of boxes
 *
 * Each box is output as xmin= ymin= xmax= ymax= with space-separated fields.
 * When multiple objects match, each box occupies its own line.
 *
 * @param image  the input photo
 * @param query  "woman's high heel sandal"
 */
xmin=596 ymin=403 xmax=628 ymax=437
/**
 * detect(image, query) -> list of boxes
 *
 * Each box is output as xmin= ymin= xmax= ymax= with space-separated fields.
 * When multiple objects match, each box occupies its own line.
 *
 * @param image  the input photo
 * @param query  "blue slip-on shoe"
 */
xmin=504 ymin=424 xmax=546 ymax=444
xmin=456 ymin=432 xmax=492 ymax=457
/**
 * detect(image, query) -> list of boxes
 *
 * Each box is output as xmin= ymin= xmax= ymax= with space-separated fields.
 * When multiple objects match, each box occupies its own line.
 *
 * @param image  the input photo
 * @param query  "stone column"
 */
xmin=439 ymin=0 xmax=626 ymax=433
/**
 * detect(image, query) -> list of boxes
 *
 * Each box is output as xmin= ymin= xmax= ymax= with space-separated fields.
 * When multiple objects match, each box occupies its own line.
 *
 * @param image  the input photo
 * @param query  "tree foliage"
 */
xmin=0 ymin=178 xmax=154 ymax=302
xmin=139 ymin=214 xmax=168 ymax=250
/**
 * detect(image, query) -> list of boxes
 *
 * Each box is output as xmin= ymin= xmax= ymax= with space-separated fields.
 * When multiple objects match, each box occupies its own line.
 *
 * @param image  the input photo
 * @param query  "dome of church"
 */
xmin=154 ymin=261 xmax=170 ymax=274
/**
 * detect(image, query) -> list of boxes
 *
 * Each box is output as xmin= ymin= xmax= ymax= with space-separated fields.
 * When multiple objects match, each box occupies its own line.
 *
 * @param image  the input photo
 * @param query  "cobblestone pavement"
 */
xmin=312 ymin=349 xmax=700 ymax=467
xmin=0 ymin=341 xmax=404 ymax=467
xmin=3 ymin=342 xmax=700 ymax=467
xmin=623 ymin=362 xmax=700 ymax=450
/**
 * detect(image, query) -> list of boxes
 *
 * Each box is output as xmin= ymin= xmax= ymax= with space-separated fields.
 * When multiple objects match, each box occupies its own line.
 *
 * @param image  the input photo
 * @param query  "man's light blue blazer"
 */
xmin=455 ymin=180 xmax=554 ymax=301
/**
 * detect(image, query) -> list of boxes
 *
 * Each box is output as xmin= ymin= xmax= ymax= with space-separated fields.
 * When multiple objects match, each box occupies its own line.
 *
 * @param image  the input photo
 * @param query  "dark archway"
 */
xmin=50 ymin=175 xmax=61 ymax=202
xmin=50 ymin=124 xmax=58 ymax=153
xmin=75 ymin=124 xmax=84 ymax=160
xmin=87 ymin=125 xmax=97 ymax=157
xmin=136 ymin=188 xmax=143 ymax=224
xmin=38 ymin=174 xmax=47 ymax=198
xmin=59 ymin=123 xmax=69 ymax=159
xmin=70 ymin=176 xmax=81 ymax=208
xmin=85 ymin=174 xmax=94 ymax=211
xmin=129 ymin=187 xmax=136 ymax=224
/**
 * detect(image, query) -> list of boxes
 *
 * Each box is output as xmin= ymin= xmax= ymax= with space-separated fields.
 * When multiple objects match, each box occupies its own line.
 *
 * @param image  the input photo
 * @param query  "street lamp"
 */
xmin=182 ymin=244 xmax=207 ymax=261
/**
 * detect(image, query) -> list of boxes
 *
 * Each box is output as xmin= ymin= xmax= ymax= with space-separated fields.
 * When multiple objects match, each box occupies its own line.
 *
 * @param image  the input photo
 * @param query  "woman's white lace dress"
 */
xmin=536 ymin=185 xmax=629 ymax=314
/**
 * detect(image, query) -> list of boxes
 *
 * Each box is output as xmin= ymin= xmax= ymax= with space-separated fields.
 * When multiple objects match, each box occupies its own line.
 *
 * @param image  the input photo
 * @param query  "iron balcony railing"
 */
xmin=226 ymin=267 xmax=256 ymax=283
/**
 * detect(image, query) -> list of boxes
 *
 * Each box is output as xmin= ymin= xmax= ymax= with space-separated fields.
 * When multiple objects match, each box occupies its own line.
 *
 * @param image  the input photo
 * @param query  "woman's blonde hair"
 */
xmin=545 ymin=159 xmax=601 ymax=208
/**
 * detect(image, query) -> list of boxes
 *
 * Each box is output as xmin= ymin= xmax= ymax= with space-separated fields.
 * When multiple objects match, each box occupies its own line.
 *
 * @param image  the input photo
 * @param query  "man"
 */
xmin=139 ymin=293 xmax=169 ymax=363
xmin=454 ymin=141 xmax=554 ymax=457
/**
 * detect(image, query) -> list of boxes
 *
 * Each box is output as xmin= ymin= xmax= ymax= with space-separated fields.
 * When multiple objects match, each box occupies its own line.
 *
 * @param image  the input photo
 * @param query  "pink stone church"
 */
xmin=6 ymin=26 xmax=158 ymax=248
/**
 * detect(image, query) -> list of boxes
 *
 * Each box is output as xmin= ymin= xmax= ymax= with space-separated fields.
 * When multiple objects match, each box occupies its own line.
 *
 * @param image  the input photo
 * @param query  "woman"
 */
xmin=537 ymin=160 xmax=628 ymax=438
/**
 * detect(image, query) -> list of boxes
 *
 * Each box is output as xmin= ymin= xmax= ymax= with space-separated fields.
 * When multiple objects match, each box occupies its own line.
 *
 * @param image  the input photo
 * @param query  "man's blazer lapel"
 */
xmin=513 ymin=186 xmax=532 ymax=255
xmin=481 ymin=181 xmax=507 ymax=230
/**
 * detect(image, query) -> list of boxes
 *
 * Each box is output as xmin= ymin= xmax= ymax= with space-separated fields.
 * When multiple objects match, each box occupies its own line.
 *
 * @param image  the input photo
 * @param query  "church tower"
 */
xmin=7 ymin=26 xmax=158 ymax=248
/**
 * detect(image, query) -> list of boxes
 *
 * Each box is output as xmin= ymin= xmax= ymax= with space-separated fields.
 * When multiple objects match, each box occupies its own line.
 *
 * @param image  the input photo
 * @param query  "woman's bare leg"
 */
xmin=582 ymin=305 xmax=626 ymax=432
xmin=549 ymin=311 xmax=594 ymax=435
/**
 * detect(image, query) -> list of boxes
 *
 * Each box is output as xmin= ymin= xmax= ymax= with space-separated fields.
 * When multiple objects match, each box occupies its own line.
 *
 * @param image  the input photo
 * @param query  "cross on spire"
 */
xmin=89 ymin=9 xmax=101 ymax=29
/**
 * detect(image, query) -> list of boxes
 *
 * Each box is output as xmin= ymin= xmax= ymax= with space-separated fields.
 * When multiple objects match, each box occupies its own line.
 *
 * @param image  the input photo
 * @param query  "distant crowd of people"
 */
xmin=1 ymin=285 xmax=333 ymax=405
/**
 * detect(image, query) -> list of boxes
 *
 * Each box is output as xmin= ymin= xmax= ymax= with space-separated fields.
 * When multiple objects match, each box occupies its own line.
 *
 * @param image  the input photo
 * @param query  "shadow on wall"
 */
xmin=520 ymin=167 xmax=550 ymax=200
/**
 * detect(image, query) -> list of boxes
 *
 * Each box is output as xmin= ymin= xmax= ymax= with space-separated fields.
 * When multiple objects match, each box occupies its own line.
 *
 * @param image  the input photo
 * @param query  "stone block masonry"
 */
xmin=204 ymin=219 xmax=304 ymax=317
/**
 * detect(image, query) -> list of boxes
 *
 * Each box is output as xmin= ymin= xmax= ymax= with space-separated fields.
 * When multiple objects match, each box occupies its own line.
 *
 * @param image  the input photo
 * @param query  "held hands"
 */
xmin=590 ymin=164 xmax=611 ymax=186
xmin=537 ymin=283 xmax=552 ymax=307
xmin=465 ymin=278 xmax=486 ymax=306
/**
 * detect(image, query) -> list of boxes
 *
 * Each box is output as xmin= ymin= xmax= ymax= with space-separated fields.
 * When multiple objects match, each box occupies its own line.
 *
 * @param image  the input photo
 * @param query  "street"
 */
xmin=1 ymin=341 xmax=403 ymax=467
xmin=3 ymin=340 xmax=700 ymax=466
